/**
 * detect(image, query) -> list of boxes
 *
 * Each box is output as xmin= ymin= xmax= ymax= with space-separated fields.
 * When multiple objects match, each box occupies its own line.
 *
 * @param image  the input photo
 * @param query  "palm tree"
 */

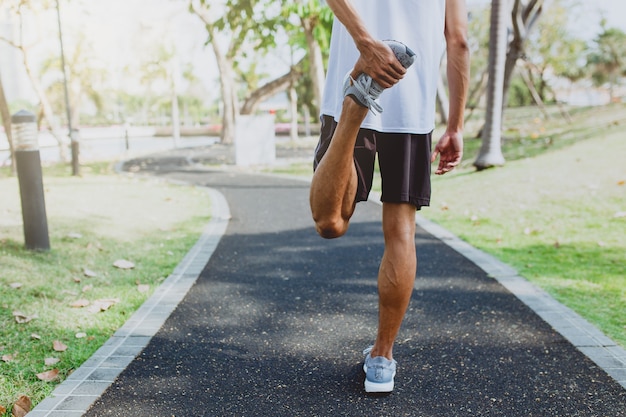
xmin=474 ymin=0 xmax=508 ymax=170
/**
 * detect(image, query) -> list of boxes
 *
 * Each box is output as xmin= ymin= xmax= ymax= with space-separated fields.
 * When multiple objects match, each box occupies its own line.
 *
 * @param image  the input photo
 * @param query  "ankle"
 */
xmin=370 ymin=345 xmax=393 ymax=361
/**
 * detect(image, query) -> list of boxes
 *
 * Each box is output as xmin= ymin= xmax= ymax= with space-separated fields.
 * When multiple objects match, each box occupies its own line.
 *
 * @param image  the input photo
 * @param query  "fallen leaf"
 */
xmin=75 ymin=332 xmax=87 ymax=339
xmin=67 ymin=232 xmax=83 ymax=239
xmin=137 ymin=284 xmax=150 ymax=294
xmin=12 ymin=311 xmax=37 ymax=324
xmin=73 ymin=277 xmax=82 ymax=283
xmin=31 ymin=333 xmax=41 ymax=340
xmin=82 ymin=284 xmax=93 ymax=293
xmin=44 ymin=357 xmax=60 ymax=366
xmin=69 ymin=299 xmax=90 ymax=308
xmin=36 ymin=369 xmax=59 ymax=382
xmin=2 ymin=354 xmax=14 ymax=362
xmin=597 ymin=241 xmax=606 ymax=247
xmin=614 ymin=211 xmax=626 ymax=218
xmin=617 ymin=180 xmax=625 ymax=186
xmin=53 ymin=340 xmax=68 ymax=352
xmin=86 ymin=298 xmax=120 ymax=313
xmin=86 ymin=241 xmax=104 ymax=251
xmin=554 ymin=241 xmax=561 ymax=249
xmin=83 ymin=268 xmax=97 ymax=277
xmin=9 ymin=282 xmax=23 ymax=289
xmin=0 ymin=404 xmax=5 ymax=414
xmin=62 ymin=290 xmax=78 ymax=296
xmin=11 ymin=395 xmax=31 ymax=417
xmin=113 ymin=259 xmax=135 ymax=269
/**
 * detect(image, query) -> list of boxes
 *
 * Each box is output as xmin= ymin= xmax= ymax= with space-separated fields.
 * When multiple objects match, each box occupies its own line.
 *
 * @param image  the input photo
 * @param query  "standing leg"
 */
xmin=370 ymin=202 xmax=417 ymax=360
xmin=309 ymin=97 xmax=368 ymax=239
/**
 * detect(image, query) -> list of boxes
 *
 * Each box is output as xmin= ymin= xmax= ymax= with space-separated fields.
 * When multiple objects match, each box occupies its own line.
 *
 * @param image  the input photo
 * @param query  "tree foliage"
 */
xmin=587 ymin=23 xmax=626 ymax=100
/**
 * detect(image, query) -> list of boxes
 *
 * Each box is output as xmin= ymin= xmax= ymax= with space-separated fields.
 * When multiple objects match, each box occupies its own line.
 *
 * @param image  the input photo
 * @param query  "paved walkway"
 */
xmin=30 ymin=149 xmax=626 ymax=416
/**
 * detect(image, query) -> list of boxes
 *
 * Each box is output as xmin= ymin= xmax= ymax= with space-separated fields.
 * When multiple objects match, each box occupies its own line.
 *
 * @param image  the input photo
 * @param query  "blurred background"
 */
xmin=0 ymin=0 xmax=624 ymax=165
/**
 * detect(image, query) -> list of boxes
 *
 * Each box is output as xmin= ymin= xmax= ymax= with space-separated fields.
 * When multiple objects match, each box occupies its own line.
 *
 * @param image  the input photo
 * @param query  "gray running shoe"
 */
xmin=363 ymin=346 xmax=397 ymax=393
xmin=343 ymin=40 xmax=416 ymax=114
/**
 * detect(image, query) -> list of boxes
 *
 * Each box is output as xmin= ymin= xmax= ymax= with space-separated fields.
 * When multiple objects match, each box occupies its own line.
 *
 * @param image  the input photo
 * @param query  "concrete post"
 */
xmin=12 ymin=110 xmax=50 ymax=251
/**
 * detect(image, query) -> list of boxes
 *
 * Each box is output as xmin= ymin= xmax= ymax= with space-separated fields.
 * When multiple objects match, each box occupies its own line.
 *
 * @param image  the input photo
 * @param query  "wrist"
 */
xmin=354 ymin=34 xmax=375 ymax=54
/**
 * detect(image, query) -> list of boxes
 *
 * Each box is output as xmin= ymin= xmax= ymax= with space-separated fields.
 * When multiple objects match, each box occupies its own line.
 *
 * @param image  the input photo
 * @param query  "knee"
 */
xmin=314 ymin=217 xmax=348 ymax=239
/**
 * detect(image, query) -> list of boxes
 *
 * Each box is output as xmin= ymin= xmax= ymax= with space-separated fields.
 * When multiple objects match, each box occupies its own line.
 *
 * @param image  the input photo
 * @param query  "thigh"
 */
xmin=314 ymin=115 xmax=376 ymax=204
xmin=377 ymin=132 xmax=432 ymax=209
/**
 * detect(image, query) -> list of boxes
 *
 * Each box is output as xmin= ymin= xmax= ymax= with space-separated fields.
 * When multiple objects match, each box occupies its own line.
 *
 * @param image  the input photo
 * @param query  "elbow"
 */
xmin=447 ymin=31 xmax=470 ymax=54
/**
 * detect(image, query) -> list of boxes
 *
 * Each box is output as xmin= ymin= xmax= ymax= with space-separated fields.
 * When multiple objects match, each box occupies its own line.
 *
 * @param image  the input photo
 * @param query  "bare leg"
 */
xmin=369 ymin=202 xmax=417 ymax=360
xmin=309 ymin=97 xmax=369 ymax=239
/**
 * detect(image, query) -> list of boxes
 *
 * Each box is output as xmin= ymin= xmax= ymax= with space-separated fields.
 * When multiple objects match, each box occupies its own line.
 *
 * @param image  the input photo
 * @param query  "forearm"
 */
xmin=326 ymin=0 xmax=375 ymax=53
xmin=445 ymin=0 xmax=470 ymax=133
xmin=446 ymin=41 xmax=470 ymax=132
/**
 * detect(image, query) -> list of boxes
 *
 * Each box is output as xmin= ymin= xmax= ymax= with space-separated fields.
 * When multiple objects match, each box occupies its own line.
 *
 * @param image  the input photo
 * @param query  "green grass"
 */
xmin=424 ymin=103 xmax=626 ymax=346
xmin=0 ymin=163 xmax=211 ymax=414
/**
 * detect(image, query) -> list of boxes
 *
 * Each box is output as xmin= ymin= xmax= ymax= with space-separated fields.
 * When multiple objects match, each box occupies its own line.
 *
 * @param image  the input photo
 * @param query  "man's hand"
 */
xmin=431 ymin=130 xmax=463 ymax=175
xmin=352 ymin=40 xmax=406 ymax=88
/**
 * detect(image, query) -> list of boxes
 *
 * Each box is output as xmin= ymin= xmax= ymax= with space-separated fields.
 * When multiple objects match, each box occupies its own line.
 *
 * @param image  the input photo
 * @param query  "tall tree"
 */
xmin=501 ymin=0 xmax=543 ymax=110
xmin=474 ymin=0 xmax=508 ymax=170
xmin=40 ymin=36 xmax=107 ymax=131
xmin=282 ymin=0 xmax=332 ymax=116
xmin=0 ymin=0 xmax=69 ymax=160
xmin=189 ymin=0 xmax=295 ymax=144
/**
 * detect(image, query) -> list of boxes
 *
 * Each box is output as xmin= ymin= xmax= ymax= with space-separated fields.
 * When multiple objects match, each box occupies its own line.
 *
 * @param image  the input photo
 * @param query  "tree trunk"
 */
xmin=208 ymin=28 xmax=236 ymax=144
xmin=519 ymin=65 xmax=549 ymax=118
xmin=171 ymin=61 xmax=180 ymax=148
xmin=501 ymin=0 xmax=543 ymax=111
xmin=240 ymin=60 xmax=303 ymax=115
xmin=21 ymin=47 xmax=69 ymax=161
xmin=289 ymin=83 xmax=298 ymax=141
xmin=474 ymin=0 xmax=508 ymax=170
xmin=0 ymin=70 xmax=15 ymax=173
xmin=301 ymin=15 xmax=325 ymax=115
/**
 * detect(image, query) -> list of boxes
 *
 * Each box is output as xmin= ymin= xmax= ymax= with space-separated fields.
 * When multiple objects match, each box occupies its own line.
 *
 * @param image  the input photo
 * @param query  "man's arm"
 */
xmin=325 ymin=0 xmax=406 ymax=88
xmin=431 ymin=0 xmax=470 ymax=175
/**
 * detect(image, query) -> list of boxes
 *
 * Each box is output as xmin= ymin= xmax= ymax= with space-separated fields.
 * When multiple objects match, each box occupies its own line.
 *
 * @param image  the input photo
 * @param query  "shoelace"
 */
xmin=349 ymin=76 xmax=384 ymax=114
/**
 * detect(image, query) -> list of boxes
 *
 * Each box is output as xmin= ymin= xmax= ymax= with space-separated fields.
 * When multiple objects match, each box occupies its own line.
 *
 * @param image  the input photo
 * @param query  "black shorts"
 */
xmin=314 ymin=115 xmax=432 ymax=210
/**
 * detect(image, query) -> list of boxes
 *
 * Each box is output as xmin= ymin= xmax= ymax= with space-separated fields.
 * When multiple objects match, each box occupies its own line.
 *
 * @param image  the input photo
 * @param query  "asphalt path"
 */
xmin=83 ymin=156 xmax=626 ymax=416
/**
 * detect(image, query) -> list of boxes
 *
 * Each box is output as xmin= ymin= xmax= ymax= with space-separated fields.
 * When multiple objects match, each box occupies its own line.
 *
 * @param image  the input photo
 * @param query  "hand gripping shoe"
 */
xmin=343 ymin=40 xmax=416 ymax=114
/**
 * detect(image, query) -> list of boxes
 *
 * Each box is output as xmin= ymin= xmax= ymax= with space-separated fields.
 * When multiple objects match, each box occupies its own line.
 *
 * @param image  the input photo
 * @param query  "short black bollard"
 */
xmin=12 ymin=110 xmax=50 ymax=251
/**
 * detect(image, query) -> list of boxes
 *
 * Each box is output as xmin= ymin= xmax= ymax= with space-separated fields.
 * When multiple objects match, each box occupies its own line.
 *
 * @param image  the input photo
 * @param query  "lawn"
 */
xmin=0 ymin=163 xmax=211 ymax=415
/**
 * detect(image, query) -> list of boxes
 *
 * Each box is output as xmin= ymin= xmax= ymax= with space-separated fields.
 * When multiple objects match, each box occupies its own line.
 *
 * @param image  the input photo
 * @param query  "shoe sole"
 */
xmin=365 ymin=379 xmax=395 ymax=393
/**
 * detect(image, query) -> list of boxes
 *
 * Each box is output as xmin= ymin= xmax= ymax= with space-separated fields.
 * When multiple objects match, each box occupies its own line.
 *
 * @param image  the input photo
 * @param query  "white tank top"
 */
xmin=320 ymin=0 xmax=446 ymax=134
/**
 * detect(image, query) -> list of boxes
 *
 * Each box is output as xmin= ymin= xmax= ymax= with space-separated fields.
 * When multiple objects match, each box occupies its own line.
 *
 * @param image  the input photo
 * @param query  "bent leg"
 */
xmin=309 ymin=98 xmax=369 ymax=239
xmin=370 ymin=202 xmax=417 ymax=360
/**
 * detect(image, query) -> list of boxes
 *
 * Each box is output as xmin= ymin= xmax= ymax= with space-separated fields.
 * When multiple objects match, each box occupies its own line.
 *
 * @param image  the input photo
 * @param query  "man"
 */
xmin=309 ymin=0 xmax=470 ymax=393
